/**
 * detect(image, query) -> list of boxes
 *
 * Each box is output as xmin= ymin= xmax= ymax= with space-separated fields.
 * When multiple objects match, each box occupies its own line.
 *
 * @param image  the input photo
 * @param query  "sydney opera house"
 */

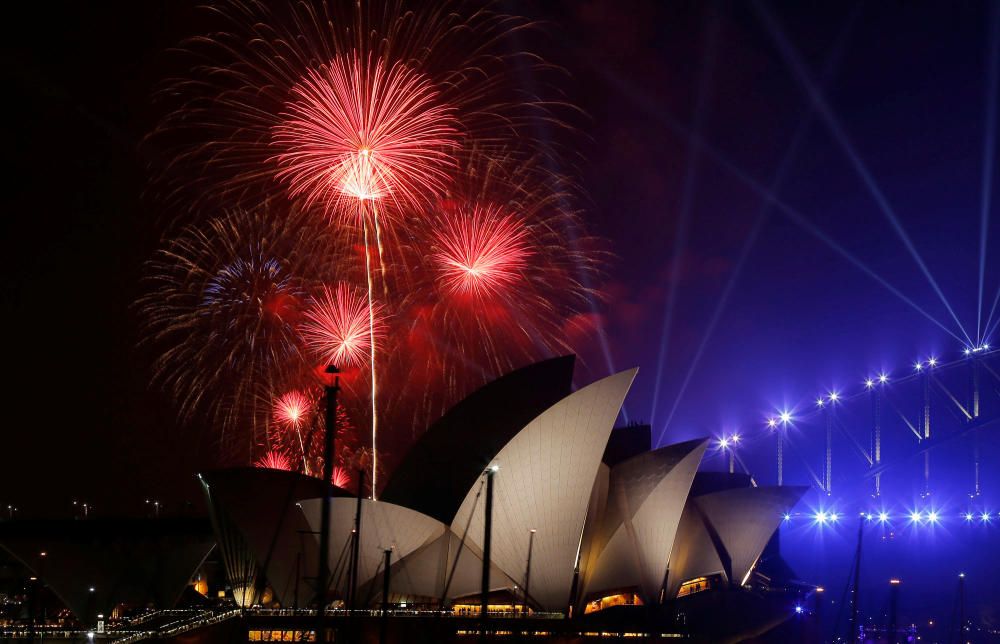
xmin=197 ymin=357 xmax=812 ymax=640
xmin=0 ymin=357 xmax=814 ymax=641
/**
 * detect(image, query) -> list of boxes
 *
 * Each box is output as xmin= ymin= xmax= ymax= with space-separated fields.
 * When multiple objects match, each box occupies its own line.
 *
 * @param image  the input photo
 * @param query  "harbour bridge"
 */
xmin=702 ymin=344 xmax=1000 ymax=523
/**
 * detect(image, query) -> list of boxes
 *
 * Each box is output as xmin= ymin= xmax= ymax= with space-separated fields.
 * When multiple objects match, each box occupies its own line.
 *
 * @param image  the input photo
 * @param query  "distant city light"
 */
xmin=828 ymin=392 xmax=839 ymax=402
xmin=909 ymin=511 xmax=923 ymax=523
xmin=783 ymin=513 xmax=792 ymax=521
xmin=717 ymin=437 xmax=730 ymax=449
xmin=814 ymin=511 xmax=828 ymax=524
xmin=964 ymin=512 xmax=975 ymax=522
xmin=928 ymin=357 xmax=938 ymax=367
xmin=927 ymin=511 xmax=939 ymax=523
xmin=816 ymin=397 xmax=825 ymax=407
xmin=878 ymin=373 xmax=889 ymax=383
xmin=731 ymin=433 xmax=741 ymax=443
xmin=794 ymin=605 xmax=804 ymax=614
xmin=864 ymin=513 xmax=874 ymax=521
xmin=981 ymin=512 xmax=992 ymax=523
xmin=864 ymin=378 xmax=875 ymax=389
xmin=915 ymin=362 xmax=923 ymax=371
xmin=780 ymin=410 xmax=793 ymax=423
xmin=878 ymin=512 xmax=890 ymax=523
xmin=767 ymin=418 xmax=777 ymax=428
xmin=829 ymin=512 xmax=839 ymax=522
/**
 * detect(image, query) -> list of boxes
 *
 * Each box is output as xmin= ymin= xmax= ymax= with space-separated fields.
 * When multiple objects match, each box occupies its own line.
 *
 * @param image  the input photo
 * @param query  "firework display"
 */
xmin=140 ymin=0 xmax=603 ymax=495
xmin=254 ymin=450 xmax=293 ymax=472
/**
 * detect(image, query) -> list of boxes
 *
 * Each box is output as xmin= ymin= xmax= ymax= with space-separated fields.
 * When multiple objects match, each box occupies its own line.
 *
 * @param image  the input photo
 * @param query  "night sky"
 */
xmin=4 ymin=0 xmax=1000 ymax=633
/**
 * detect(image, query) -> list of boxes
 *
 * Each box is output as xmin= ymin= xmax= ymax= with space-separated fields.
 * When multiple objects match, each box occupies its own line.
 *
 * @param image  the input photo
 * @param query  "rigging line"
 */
xmin=651 ymin=6 xmax=720 ymax=426
xmin=440 ymin=479 xmax=484 ymax=607
xmin=831 ymin=414 xmax=872 ymax=466
xmin=329 ymin=532 xmax=354 ymax=600
xmin=931 ymin=376 xmax=972 ymax=420
xmin=784 ymin=432 xmax=825 ymax=490
xmin=731 ymin=450 xmax=758 ymax=486
xmin=979 ymin=4 xmax=1000 ymax=342
xmin=752 ymin=0 xmax=973 ymax=346
xmin=883 ymin=390 xmax=922 ymax=440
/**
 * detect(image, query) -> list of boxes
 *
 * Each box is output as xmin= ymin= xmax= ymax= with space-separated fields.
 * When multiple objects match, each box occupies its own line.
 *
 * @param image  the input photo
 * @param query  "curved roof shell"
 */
xmin=582 ymin=438 xmax=708 ymax=603
xmin=299 ymin=497 xmax=447 ymax=598
xmin=449 ymin=368 xmax=638 ymax=612
xmin=199 ymin=468 xmax=335 ymax=607
xmin=380 ymin=356 xmax=575 ymax=524
xmin=664 ymin=485 xmax=807 ymax=598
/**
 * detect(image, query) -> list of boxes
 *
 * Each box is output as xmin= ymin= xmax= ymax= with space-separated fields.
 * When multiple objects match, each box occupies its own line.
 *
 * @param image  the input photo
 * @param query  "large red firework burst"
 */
xmin=274 ymin=390 xmax=313 ymax=428
xmin=300 ymin=284 xmax=385 ymax=368
xmin=147 ymin=0 xmax=565 ymax=219
xmin=432 ymin=204 xmax=532 ymax=299
xmin=273 ymin=54 xmax=459 ymax=219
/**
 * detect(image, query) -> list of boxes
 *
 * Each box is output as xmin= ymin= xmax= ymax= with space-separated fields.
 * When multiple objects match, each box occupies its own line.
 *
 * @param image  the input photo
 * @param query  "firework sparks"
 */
xmin=144 ymin=1 xmax=601 ymax=480
xmin=274 ymin=390 xmax=313 ymax=428
xmin=273 ymin=54 xmax=459 ymax=219
xmin=300 ymin=284 xmax=384 ymax=368
xmin=273 ymin=390 xmax=315 ymax=473
xmin=137 ymin=207 xmax=341 ymax=455
xmin=266 ymin=392 xmax=360 ymax=479
xmin=255 ymin=450 xmax=292 ymax=471
xmin=433 ymin=204 xmax=531 ymax=298
xmin=331 ymin=466 xmax=351 ymax=489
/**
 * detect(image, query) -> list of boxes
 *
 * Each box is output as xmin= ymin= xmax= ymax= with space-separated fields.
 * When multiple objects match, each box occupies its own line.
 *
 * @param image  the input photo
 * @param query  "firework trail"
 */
xmin=273 ymin=52 xmax=461 ymax=498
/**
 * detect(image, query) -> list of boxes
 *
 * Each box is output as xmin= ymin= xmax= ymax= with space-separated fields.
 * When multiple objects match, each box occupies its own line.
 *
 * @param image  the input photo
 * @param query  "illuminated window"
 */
xmin=676 ymin=576 xmax=712 ymax=598
xmin=582 ymin=593 xmax=643 ymax=614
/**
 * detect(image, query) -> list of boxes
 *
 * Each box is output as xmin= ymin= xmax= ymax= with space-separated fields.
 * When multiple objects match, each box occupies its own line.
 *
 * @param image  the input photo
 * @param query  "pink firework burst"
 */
xmin=255 ymin=450 xmax=292 ymax=471
xmin=273 ymin=390 xmax=313 ymax=428
xmin=432 ymin=204 xmax=532 ymax=298
xmin=300 ymin=284 xmax=385 ymax=368
xmin=272 ymin=53 xmax=459 ymax=219
xmin=331 ymin=466 xmax=351 ymax=489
